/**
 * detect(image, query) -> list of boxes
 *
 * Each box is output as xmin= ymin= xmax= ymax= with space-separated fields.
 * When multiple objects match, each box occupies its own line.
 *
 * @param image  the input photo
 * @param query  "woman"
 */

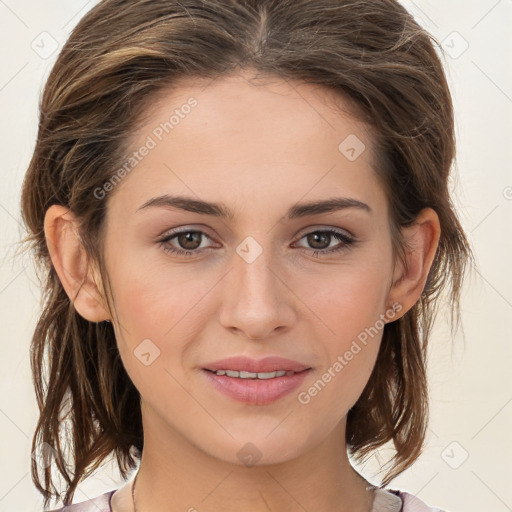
xmin=21 ymin=0 xmax=472 ymax=511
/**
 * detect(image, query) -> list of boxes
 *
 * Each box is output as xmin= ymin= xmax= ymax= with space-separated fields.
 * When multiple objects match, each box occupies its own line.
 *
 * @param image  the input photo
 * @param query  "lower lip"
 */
xmin=202 ymin=369 xmax=311 ymax=405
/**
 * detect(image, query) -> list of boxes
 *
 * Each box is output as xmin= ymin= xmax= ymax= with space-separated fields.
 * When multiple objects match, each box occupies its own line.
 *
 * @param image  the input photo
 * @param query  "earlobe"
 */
xmin=387 ymin=208 xmax=441 ymax=318
xmin=43 ymin=204 xmax=111 ymax=323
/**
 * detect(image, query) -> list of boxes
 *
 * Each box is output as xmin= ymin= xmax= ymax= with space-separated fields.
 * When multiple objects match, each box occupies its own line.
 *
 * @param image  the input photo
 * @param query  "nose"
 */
xmin=218 ymin=242 xmax=296 ymax=340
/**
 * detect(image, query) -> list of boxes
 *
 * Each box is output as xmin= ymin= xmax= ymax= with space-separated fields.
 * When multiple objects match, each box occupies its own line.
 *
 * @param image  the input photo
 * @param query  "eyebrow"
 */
xmin=136 ymin=194 xmax=372 ymax=219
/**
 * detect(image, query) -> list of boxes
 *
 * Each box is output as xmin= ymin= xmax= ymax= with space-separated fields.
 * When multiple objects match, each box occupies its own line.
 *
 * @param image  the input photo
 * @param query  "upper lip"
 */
xmin=203 ymin=356 xmax=311 ymax=373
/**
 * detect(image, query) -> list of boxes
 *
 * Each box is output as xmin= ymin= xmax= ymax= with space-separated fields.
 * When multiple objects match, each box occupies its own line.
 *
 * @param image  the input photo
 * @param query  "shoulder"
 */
xmin=46 ymin=490 xmax=116 ymax=512
xmin=389 ymin=488 xmax=449 ymax=512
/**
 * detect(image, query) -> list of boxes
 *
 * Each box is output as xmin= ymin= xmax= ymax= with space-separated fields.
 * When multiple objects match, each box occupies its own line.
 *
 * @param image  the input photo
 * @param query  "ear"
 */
xmin=387 ymin=207 xmax=441 ymax=319
xmin=43 ymin=204 xmax=111 ymax=323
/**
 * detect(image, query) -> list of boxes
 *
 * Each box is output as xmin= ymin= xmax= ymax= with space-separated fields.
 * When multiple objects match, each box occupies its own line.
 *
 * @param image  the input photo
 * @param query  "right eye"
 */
xmin=158 ymin=229 xmax=217 ymax=257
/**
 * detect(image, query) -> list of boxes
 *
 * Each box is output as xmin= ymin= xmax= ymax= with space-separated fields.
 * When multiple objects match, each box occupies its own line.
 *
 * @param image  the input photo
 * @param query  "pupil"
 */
xmin=308 ymin=232 xmax=330 ymax=249
xmin=179 ymin=232 xmax=201 ymax=250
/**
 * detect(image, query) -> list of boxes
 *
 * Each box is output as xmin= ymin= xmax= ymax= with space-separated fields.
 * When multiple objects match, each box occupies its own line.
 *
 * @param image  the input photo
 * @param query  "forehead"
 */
xmin=108 ymin=72 xmax=384 ymax=216
xmin=136 ymin=70 xmax=370 ymax=153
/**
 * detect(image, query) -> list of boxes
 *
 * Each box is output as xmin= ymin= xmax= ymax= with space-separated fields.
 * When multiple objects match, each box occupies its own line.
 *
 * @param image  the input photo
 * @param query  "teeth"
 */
xmin=212 ymin=369 xmax=295 ymax=379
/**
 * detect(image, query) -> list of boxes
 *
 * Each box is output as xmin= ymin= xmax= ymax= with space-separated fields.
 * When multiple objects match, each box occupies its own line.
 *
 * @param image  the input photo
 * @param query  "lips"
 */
xmin=201 ymin=356 xmax=312 ymax=404
xmin=203 ymin=355 xmax=311 ymax=374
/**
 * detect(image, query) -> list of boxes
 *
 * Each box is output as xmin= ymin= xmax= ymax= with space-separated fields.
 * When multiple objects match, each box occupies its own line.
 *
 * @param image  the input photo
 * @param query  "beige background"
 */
xmin=0 ymin=1 xmax=510 ymax=511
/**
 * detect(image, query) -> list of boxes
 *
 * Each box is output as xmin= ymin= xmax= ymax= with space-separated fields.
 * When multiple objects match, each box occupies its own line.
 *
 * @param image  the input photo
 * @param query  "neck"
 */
xmin=131 ymin=404 xmax=375 ymax=512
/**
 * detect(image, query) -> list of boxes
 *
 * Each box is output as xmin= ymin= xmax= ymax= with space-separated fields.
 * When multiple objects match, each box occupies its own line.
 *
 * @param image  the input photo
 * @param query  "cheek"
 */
xmin=109 ymin=264 xmax=207 ymax=412
xmin=107 ymin=253 xmax=221 ymax=389
xmin=293 ymin=261 xmax=390 ymax=407
xmin=108 ymin=243 xmax=213 ymax=337
xmin=297 ymin=258 xmax=392 ymax=338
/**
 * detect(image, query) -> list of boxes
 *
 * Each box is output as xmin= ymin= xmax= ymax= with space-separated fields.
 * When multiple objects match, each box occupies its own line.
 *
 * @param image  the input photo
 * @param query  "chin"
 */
xmin=201 ymin=429 xmax=314 ymax=468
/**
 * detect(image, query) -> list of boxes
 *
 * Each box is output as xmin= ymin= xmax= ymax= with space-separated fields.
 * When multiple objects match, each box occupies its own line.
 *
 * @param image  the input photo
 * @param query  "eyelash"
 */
xmin=157 ymin=228 xmax=355 ymax=258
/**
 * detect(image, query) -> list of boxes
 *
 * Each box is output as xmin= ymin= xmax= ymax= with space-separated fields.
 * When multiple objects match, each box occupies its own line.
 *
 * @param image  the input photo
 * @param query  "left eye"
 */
xmin=158 ymin=228 xmax=355 ymax=257
xmin=294 ymin=229 xmax=355 ymax=256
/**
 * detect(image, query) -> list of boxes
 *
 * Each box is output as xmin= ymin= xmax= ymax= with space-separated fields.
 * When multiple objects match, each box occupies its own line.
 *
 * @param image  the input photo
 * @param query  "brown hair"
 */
xmin=20 ymin=0 xmax=472 ymax=507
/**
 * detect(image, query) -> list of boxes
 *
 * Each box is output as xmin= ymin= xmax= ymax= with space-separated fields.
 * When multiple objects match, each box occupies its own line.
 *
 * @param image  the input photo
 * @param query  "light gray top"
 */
xmin=47 ymin=487 xmax=448 ymax=511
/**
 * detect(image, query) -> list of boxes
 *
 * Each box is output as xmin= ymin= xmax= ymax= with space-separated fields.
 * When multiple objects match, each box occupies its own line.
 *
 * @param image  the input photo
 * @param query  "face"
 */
xmin=101 ymin=71 xmax=399 ymax=466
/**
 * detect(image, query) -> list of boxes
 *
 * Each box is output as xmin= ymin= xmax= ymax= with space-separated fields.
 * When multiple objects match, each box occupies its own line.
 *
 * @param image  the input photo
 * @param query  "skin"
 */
xmin=44 ymin=70 xmax=440 ymax=512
